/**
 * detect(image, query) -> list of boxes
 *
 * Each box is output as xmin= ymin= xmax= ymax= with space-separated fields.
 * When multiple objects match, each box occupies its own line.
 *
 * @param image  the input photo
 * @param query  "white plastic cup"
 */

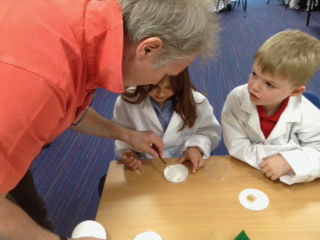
xmin=133 ymin=231 xmax=163 ymax=240
xmin=71 ymin=220 xmax=107 ymax=239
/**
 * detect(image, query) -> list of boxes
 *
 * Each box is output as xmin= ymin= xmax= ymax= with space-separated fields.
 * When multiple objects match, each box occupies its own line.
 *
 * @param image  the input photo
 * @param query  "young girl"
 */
xmin=112 ymin=68 xmax=221 ymax=173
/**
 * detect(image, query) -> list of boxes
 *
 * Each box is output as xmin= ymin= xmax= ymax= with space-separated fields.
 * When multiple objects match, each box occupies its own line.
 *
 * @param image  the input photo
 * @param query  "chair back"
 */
xmin=303 ymin=91 xmax=320 ymax=109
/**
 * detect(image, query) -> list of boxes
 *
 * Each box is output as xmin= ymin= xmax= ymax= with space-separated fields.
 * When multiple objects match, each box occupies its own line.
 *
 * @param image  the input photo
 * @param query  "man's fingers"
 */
xmin=148 ymin=132 xmax=163 ymax=157
xmin=152 ymin=139 xmax=163 ymax=157
xmin=150 ymin=144 xmax=161 ymax=158
xmin=128 ymin=130 xmax=163 ymax=158
xmin=146 ymin=147 xmax=160 ymax=159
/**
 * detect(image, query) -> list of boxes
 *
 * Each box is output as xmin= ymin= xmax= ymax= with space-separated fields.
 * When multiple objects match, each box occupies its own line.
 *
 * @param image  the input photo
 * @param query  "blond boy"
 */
xmin=222 ymin=30 xmax=320 ymax=184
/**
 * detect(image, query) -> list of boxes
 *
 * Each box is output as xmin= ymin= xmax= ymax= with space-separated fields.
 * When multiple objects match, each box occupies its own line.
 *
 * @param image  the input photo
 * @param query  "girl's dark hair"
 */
xmin=121 ymin=67 xmax=198 ymax=131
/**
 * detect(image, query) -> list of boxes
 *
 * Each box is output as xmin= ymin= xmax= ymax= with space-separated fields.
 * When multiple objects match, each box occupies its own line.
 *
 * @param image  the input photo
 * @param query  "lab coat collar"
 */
xmin=142 ymin=96 xmax=183 ymax=140
xmin=240 ymin=88 xmax=302 ymax=141
xmin=143 ymin=97 xmax=163 ymax=131
xmin=240 ymin=90 xmax=265 ymax=139
xmin=162 ymin=112 xmax=183 ymax=142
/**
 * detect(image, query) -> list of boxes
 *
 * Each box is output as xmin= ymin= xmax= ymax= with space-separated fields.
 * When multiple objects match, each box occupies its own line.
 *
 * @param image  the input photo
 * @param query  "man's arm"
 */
xmin=70 ymin=107 xmax=163 ymax=158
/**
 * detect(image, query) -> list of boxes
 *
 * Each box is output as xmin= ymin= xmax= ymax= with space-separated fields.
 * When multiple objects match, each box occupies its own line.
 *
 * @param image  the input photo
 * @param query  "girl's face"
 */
xmin=148 ymin=77 xmax=175 ymax=108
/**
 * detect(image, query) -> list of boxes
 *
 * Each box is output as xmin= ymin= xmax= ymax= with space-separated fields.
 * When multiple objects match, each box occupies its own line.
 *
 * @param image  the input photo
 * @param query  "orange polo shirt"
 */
xmin=0 ymin=0 xmax=124 ymax=193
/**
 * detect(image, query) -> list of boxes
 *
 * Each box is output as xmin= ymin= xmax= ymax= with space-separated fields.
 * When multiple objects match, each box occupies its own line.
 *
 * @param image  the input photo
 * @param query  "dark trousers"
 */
xmin=7 ymin=170 xmax=54 ymax=231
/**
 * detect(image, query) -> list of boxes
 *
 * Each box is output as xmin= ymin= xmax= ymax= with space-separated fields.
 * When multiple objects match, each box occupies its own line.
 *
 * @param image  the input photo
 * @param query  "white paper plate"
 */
xmin=133 ymin=231 xmax=163 ymax=240
xmin=239 ymin=188 xmax=269 ymax=211
xmin=163 ymin=164 xmax=189 ymax=183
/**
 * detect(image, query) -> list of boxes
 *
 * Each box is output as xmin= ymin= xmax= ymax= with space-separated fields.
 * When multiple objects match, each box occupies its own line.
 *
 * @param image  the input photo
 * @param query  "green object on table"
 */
xmin=234 ymin=230 xmax=250 ymax=240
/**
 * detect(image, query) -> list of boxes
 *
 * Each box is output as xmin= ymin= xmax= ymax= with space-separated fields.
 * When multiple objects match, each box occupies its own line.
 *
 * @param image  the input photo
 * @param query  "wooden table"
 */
xmin=96 ymin=156 xmax=320 ymax=240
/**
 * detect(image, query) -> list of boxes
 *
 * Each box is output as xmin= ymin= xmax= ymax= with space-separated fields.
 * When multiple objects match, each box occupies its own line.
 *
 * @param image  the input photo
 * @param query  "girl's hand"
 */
xmin=178 ymin=147 xmax=205 ymax=173
xmin=259 ymin=154 xmax=292 ymax=181
xmin=122 ymin=150 xmax=141 ymax=170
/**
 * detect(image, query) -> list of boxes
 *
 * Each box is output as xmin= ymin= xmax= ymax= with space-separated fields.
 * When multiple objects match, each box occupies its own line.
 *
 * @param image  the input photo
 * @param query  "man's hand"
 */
xmin=122 ymin=150 xmax=141 ymax=170
xmin=70 ymin=108 xmax=163 ymax=158
xmin=259 ymin=154 xmax=292 ymax=181
xmin=178 ymin=147 xmax=205 ymax=173
xmin=126 ymin=130 xmax=163 ymax=158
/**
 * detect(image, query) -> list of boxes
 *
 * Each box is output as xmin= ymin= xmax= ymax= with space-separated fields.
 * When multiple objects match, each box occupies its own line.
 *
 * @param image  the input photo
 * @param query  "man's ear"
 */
xmin=290 ymin=85 xmax=306 ymax=97
xmin=135 ymin=37 xmax=162 ymax=60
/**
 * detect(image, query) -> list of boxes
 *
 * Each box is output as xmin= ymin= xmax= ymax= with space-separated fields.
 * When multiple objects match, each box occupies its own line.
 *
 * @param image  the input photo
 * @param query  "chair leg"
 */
xmin=216 ymin=0 xmax=221 ymax=10
xmin=306 ymin=0 xmax=314 ymax=26
xmin=233 ymin=0 xmax=246 ymax=11
xmin=285 ymin=0 xmax=291 ymax=9
xmin=242 ymin=0 xmax=247 ymax=10
xmin=233 ymin=0 xmax=240 ymax=9
xmin=233 ymin=0 xmax=237 ymax=9
xmin=222 ymin=0 xmax=228 ymax=14
xmin=298 ymin=0 xmax=306 ymax=13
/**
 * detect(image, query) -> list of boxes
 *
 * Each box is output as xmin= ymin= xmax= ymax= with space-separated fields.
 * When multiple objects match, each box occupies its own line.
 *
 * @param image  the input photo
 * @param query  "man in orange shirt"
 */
xmin=0 ymin=0 xmax=220 ymax=239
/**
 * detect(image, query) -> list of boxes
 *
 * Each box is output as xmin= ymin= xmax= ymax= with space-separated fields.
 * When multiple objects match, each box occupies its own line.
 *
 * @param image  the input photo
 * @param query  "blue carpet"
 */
xmin=31 ymin=0 xmax=320 ymax=237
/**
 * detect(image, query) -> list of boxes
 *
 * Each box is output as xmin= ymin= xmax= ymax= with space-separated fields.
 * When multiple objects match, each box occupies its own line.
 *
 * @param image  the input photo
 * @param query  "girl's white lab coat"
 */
xmin=113 ymin=91 xmax=222 ymax=160
xmin=222 ymin=84 xmax=320 ymax=185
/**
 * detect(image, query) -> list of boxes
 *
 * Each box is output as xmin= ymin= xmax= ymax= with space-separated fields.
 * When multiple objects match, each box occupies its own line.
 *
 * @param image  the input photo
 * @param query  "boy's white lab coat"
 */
xmin=222 ymin=84 xmax=320 ymax=185
xmin=113 ymin=91 xmax=222 ymax=160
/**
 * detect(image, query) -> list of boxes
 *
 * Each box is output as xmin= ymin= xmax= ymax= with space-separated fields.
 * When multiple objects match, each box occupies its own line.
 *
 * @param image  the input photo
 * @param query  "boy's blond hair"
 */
xmin=254 ymin=30 xmax=320 ymax=87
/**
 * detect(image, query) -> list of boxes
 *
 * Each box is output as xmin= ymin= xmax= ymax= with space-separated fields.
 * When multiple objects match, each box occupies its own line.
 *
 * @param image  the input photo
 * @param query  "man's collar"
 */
xmin=85 ymin=0 xmax=124 ymax=93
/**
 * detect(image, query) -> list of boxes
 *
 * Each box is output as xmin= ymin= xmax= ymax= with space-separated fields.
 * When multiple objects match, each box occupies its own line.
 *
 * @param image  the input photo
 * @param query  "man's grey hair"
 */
xmin=117 ymin=0 xmax=220 ymax=67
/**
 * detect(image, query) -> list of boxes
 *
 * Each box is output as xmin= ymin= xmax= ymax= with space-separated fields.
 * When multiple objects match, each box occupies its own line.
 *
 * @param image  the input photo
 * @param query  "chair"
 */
xmin=267 ymin=0 xmax=285 ymax=5
xmin=233 ymin=0 xmax=247 ymax=11
xmin=217 ymin=0 xmax=227 ymax=12
xmin=303 ymin=90 xmax=320 ymax=109
xmin=285 ymin=0 xmax=292 ymax=9
xmin=306 ymin=0 xmax=316 ymax=26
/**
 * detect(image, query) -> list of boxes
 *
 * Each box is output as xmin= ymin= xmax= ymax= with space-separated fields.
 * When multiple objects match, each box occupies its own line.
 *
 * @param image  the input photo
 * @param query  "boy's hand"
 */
xmin=122 ymin=149 xmax=141 ymax=170
xmin=259 ymin=154 xmax=292 ymax=181
xmin=178 ymin=147 xmax=205 ymax=173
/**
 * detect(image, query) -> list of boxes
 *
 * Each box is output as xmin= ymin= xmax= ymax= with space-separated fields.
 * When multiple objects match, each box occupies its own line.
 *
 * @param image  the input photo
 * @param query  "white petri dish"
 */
xmin=163 ymin=164 xmax=189 ymax=183
xmin=204 ymin=159 xmax=231 ymax=181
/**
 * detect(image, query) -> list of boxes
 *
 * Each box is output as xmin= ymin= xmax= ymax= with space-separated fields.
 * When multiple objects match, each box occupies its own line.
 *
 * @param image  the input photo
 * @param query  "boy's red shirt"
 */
xmin=257 ymin=97 xmax=290 ymax=139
